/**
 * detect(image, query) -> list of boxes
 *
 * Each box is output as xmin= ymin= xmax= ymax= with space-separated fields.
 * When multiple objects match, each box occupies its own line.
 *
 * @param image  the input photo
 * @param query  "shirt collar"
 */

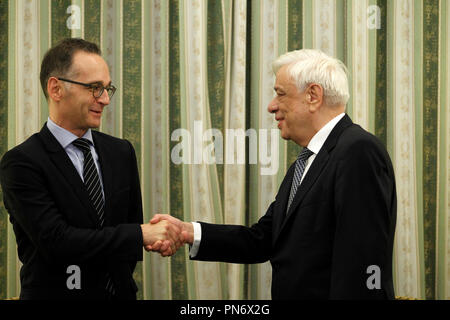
xmin=306 ymin=113 xmax=345 ymax=155
xmin=47 ymin=117 xmax=94 ymax=149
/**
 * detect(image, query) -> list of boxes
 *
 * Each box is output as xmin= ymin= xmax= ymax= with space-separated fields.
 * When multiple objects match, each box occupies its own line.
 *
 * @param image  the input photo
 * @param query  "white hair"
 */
xmin=272 ymin=49 xmax=350 ymax=106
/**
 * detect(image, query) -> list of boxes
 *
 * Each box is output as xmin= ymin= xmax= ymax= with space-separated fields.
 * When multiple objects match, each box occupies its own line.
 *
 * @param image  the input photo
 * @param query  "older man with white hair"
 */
xmin=151 ymin=49 xmax=397 ymax=300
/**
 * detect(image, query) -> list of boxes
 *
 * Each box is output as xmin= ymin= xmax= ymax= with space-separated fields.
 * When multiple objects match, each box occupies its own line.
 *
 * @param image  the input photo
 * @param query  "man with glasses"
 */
xmin=0 ymin=38 xmax=182 ymax=300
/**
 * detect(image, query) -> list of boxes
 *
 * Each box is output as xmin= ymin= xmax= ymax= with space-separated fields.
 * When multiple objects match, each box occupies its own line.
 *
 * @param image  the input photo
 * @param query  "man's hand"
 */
xmin=146 ymin=214 xmax=194 ymax=254
xmin=141 ymin=220 xmax=183 ymax=257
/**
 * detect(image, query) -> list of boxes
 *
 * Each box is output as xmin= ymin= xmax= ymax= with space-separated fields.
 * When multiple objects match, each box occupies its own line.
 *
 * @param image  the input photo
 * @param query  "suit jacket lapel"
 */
xmin=272 ymin=164 xmax=295 ymax=243
xmin=272 ymin=150 xmax=330 ymax=244
xmin=92 ymin=132 xmax=113 ymax=226
xmin=284 ymin=151 xmax=330 ymax=221
xmin=38 ymin=124 xmax=100 ymax=227
xmin=274 ymin=115 xmax=354 ymax=243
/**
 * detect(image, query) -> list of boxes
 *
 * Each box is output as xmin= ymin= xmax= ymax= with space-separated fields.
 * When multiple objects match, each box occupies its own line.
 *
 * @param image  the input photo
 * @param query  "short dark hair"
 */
xmin=40 ymin=38 xmax=101 ymax=99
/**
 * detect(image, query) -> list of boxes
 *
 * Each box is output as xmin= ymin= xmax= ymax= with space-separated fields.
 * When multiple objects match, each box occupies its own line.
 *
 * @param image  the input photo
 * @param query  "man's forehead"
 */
xmin=274 ymin=66 xmax=293 ymax=89
xmin=71 ymin=51 xmax=110 ymax=83
xmin=73 ymin=51 xmax=105 ymax=65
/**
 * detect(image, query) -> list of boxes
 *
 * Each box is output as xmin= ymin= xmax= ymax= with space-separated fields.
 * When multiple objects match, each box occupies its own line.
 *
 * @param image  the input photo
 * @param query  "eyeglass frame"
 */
xmin=57 ymin=77 xmax=117 ymax=99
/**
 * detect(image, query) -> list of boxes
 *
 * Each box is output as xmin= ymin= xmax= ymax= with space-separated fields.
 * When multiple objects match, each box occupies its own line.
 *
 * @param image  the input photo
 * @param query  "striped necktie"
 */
xmin=72 ymin=138 xmax=115 ymax=298
xmin=286 ymin=148 xmax=314 ymax=213
xmin=72 ymin=138 xmax=105 ymax=225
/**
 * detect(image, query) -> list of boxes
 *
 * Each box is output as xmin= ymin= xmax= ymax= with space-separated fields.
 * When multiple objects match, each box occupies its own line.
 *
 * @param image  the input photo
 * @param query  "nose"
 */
xmin=267 ymin=97 xmax=278 ymax=114
xmin=96 ymin=89 xmax=110 ymax=105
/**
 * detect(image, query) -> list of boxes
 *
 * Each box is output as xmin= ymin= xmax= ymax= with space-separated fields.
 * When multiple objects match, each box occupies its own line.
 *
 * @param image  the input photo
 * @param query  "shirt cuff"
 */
xmin=189 ymin=222 xmax=202 ymax=258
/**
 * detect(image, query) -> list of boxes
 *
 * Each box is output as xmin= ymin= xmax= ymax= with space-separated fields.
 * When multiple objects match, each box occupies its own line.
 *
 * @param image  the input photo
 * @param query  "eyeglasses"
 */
xmin=57 ymin=77 xmax=117 ymax=99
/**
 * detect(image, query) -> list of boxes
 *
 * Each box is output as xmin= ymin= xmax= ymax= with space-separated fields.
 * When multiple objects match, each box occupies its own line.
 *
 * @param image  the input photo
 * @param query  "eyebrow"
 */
xmin=87 ymin=80 xmax=112 ymax=86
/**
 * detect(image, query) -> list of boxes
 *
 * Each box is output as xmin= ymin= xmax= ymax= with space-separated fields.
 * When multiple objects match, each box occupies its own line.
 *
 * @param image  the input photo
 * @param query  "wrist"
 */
xmin=182 ymin=222 xmax=195 ymax=245
xmin=183 ymin=222 xmax=193 ymax=233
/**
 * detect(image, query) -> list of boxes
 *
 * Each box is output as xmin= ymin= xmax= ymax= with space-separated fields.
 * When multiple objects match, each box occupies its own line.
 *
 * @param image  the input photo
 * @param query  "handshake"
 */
xmin=140 ymin=214 xmax=194 ymax=257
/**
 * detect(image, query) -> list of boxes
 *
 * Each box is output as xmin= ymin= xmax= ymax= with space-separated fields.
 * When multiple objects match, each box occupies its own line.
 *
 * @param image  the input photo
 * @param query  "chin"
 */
xmin=88 ymin=121 xmax=101 ymax=129
xmin=280 ymin=131 xmax=290 ymax=141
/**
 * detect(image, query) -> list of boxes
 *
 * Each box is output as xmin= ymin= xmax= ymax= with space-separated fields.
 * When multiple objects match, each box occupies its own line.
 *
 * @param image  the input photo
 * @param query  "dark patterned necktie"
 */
xmin=286 ymin=148 xmax=314 ymax=213
xmin=72 ymin=138 xmax=105 ymax=225
xmin=72 ymin=138 xmax=115 ymax=298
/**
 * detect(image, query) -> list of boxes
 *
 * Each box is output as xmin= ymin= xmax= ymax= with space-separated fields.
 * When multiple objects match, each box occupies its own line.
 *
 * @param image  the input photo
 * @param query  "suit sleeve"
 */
xmin=124 ymin=140 xmax=143 ymax=227
xmin=0 ymin=147 xmax=143 ymax=265
xmin=123 ymin=140 xmax=144 ymax=273
xmin=193 ymin=202 xmax=275 ymax=264
xmin=330 ymin=139 xmax=396 ymax=299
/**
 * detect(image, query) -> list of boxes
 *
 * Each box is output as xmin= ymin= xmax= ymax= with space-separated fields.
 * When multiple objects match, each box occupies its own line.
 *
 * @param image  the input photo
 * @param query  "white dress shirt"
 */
xmin=189 ymin=113 xmax=346 ymax=258
xmin=46 ymin=117 xmax=105 ymax=200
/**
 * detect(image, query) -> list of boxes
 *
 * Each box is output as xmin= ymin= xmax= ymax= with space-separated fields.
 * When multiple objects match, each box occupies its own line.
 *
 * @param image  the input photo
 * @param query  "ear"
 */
xmin=47 ymin=77 xmax=63 ymax=102
xmin=306 ymin=83 xmax=323 ymax=112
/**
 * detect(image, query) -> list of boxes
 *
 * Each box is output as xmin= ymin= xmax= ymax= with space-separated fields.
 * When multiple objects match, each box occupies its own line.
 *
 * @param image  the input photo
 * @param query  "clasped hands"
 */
xmin=140 ymin=214 xmax=194 ymax=257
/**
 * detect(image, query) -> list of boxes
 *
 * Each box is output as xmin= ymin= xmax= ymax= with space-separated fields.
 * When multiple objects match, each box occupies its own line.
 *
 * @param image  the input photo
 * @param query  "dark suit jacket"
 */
xmin=0 ymin=124 xmax=143 ymax=300
xmin=193 ymin=115 xmax=397 ymax=300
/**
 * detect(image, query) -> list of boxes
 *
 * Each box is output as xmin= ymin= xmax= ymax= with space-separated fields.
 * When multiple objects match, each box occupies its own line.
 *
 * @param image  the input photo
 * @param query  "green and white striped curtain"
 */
xmin=0 ymin=0 xmax=449 ymax=300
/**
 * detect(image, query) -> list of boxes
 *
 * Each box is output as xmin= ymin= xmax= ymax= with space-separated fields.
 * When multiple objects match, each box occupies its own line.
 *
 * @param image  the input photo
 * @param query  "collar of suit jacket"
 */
xmin=46 ymin=117 xmax=95 ymax=150
xmin=306 ymin=113 xmax=345 ymax=155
